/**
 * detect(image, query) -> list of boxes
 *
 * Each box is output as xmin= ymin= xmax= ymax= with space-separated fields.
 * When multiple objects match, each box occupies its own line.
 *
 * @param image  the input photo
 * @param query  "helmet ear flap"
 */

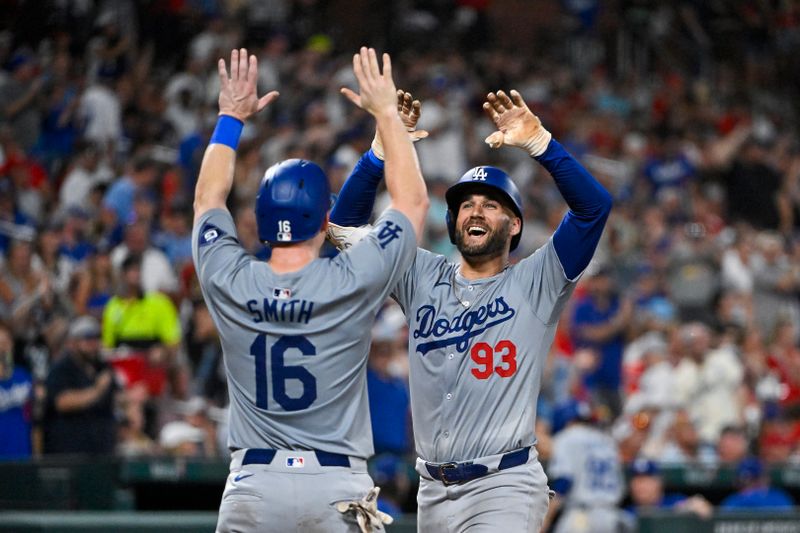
xmin=446 ymin=208 xmax=457 ymax=245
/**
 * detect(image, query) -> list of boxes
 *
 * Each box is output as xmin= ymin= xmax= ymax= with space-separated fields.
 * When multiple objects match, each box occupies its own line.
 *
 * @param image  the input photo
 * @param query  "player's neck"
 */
xmin=459 ymin=252 xmax=510 ymax=280
xmin=268 ymin=246 xmax=318 ymax=273
xmin=267 ymin=234 xmax=324 ymax=274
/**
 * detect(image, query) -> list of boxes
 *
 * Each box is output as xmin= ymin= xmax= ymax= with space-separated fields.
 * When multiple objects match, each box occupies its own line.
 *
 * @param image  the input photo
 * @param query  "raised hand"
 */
xmin=341 ymin=47 xmax=397 ymax=117
xmin=217 ymin=48 xmax=279 ymax=121
xmin=397 ymin=90 xmax=429 ymax=141
xmin=371 ymin=90 xmax=429 ymax=159
xmin=483 ymin=90 xmax=551 ymax=157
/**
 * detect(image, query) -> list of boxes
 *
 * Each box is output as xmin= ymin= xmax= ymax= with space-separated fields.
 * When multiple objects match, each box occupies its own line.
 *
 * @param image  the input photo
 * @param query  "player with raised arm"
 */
xmin=329 ymin=89 xmax=612 ymax=531
xmin=192 ymin=47 xmax=428 ymax=533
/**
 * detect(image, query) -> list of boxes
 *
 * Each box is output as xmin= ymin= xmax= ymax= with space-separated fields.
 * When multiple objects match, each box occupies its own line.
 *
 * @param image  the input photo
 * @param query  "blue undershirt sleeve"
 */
xmin=330 ymin=149 xmax=385 ymax=227
xmin=534 ymin=140 xmax=613 ymax=280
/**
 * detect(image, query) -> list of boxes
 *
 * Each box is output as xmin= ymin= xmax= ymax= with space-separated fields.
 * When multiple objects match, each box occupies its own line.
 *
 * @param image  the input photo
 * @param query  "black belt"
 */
xmin=425 ymin=447 xmax=530 ymax=486
xmin=241 ymin=448 xmax=351 ymax=467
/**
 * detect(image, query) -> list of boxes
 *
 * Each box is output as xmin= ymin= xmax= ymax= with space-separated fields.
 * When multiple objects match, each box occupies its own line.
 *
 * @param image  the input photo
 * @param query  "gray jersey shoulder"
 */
xmin=191 ymin=208 xmax=416 ymax=458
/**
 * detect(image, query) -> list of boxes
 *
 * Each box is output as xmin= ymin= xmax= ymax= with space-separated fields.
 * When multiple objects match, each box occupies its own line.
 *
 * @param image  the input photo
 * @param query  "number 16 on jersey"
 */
xmin=249 ymin=333 xmax=318 ymax=411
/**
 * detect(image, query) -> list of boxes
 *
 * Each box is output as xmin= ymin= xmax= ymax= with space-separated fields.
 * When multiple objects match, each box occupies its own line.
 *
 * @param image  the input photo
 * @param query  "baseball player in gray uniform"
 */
xmin=328 ymin=89 xmax=613 ymax=532
xmin=192 ymin=47 xmax=429 ymax=532
xmin=545 ymin=402 xmax=630 ymax=533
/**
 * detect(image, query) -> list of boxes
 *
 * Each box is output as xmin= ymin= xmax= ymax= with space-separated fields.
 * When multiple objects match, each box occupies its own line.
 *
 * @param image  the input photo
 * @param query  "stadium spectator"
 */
xmin=43 ymin=316 xmax=118 ymax=454
xmin=626 ymin=459 xmax=712 ymax=518
xmin=110 ymin=221 xmax=178 ymax=294
xmin=102 ymin=255 xmax=181 ymax=383
xmin=367 ymin=304 xmax=411 ymax=456
xmin=716 ymin=426 xmax=751 ymax=465
xmin=720 ymin=457 xmax=795 ymax=511
xmin=0 ymin=322 xmax=32 ymax=459
xmin=571 ymin=265 xmax=632 ymax=418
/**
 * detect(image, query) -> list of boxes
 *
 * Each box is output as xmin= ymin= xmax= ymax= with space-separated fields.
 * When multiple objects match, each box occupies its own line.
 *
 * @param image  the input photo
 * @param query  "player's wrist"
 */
xmin=210 ymin=114 xmax=244 ymax=150
xmin=522 ymin=125 xmax=552 ymax=158
xmin=370 ymin=135 xmax=385 ymax=161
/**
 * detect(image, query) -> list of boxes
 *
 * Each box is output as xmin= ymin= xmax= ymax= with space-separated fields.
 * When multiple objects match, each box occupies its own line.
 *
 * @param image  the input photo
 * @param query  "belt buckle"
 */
xmin=438 ymin=462 xmax=459 ymax=486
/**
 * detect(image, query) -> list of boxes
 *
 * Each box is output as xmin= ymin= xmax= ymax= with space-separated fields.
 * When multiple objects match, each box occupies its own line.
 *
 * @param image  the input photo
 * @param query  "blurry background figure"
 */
xmin=546 ymin=401 xmax=629 ymax=533
xmin=367 ymin=302 xmax=410 ymax=457
xmin=571 ymin=266 xmax=632 ymax=419
xmin=626 ymin=459 xmax=712 ymax=519
xmin=720 ymin=457 xmax=795 ymax=511
xmin=43 ymin=316 xmax=118 ymax=454
xmin=0 ymin=322 xmax=33 ymax=459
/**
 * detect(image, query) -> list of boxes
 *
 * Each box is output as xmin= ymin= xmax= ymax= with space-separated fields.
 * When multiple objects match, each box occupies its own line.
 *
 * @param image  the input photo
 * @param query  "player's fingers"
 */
xmin=238 ymin=48 xmax=248 ymax=83
xmin=257 ymin=90 xmax=279 ymax=111
xmin=483 ymin=101 xmax=500 ymax=122
xmin=381 ymin=52 xmax=392 ymax=81
xmin=366 ymin=48 xmax=379 ymax=79
xmin=217 ymin=59 xmax=229 ymax=89
xmin=486 ymin=92 xmax=505 ymax=115
xmin=496 ymin=90 xmax=513 ymax=109
xmin=352 ymin=53 xmax=365 ymax=86
xmin=230 ymin=49 xmax=239 ymax=80
xmin=509 ymin=89 xmax=526 ymax=108
xmin=247 ymin=54 xmax=258 ymax=87
xmin=485 ymin=131 xmax=505 ymax=149
xmin=340 ymin=87 xmax=362 ymax=108
xmin=412 ymin=130 xmax=429 ymax=140
xmin=358 ymin=47 xmax=373 ymax=84
xmin=396 ymin=89 xmax=405 ymax=112
xmin=411 ymin=100 xmax=421 ymax=121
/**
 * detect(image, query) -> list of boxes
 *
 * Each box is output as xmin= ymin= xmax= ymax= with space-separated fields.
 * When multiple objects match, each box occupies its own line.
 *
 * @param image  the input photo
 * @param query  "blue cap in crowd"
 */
xmin=630 ymin=458 xmax=660 ymax=477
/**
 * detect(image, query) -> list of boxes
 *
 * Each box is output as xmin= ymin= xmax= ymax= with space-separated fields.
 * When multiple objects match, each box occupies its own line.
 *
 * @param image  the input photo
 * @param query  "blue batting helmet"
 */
xmin=255 ymin=159 xmax=331 ymax=244
xmin=445 ymin=166 xmax=524 ymax=251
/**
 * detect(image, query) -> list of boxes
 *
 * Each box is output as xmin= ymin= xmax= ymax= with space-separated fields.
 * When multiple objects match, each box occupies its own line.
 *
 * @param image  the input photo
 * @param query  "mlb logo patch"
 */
xmin=274 ymin=287 xmax=292 ymax=299
xmin=198 ymin=223 xmax=226 ymax=247
xmin=286 ymin=457 xmax=305 ymax=468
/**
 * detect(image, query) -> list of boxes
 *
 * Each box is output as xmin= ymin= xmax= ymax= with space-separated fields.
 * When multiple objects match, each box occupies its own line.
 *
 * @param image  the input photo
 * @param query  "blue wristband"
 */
xmin=366 ymin=148 xmax=385 ymax=168
xmin=210 ymin=115 xmax=244 ymax=150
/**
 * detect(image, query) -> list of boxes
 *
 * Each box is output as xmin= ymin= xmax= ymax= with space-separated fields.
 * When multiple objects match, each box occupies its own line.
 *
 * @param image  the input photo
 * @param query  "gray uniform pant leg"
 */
xmin=216 ymin=463 xmax=382 ymax=532
xmin=416 ymin=459 xmax=550 ymax=533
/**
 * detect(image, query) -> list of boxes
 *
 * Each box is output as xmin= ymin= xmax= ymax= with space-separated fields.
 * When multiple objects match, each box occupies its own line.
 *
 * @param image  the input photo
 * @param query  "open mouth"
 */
xmin=466 ymin=225 xmax=488 ymax=237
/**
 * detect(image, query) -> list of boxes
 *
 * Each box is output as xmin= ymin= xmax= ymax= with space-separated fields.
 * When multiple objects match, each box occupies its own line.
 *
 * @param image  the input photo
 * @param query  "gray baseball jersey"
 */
xmin=392 ymin=238 xmax=576 ymax=463
xmin=549 ymin=424 xmax=624 ymax=508
xmin=192 ymin=207 xmax=415 ymax=459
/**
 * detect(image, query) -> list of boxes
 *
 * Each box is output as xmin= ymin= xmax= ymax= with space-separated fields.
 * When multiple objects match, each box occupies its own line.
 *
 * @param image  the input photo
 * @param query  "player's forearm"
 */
xmin=330 ymin=149 xmax=385 ymax=226
xmin=537 ymin=140 xmax=612 ymax=279
xmin=193 ymin=115 xmax=243 ymax=221
xmin=377 ymin=110 xmax=429 ymax=238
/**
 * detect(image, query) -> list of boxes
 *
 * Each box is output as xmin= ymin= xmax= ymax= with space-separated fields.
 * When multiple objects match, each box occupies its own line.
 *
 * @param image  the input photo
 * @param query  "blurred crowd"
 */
xmin=1 ymin=0 xmax=800 ymax=518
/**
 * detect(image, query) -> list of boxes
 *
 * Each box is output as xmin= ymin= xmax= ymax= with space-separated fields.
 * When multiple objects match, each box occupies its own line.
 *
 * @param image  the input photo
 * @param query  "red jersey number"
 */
xmin=470 ymin=340 xmax=518 ymax=380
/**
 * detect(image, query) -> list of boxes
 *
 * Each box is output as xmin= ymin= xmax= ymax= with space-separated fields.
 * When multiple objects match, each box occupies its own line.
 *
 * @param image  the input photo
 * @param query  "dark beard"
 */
xmin=454 ymin=218 xmax=511 ymax=259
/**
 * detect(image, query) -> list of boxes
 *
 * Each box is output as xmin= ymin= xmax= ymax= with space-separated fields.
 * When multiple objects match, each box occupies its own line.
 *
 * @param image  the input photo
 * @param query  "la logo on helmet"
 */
xmin=472 ymin=167 xmax=488 ymax=181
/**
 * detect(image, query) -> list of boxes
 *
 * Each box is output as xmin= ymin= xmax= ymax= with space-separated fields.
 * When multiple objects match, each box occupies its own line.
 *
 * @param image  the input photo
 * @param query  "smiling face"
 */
xmin=453 ymin=192 xmax=521 ymax=259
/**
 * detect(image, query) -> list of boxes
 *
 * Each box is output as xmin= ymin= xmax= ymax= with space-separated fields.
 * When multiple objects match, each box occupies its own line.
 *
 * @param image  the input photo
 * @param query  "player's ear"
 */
xmin=510 ymin=216 xmax=521 ymax=237
xmin=320 ymin=213 xmax=330 ymax=233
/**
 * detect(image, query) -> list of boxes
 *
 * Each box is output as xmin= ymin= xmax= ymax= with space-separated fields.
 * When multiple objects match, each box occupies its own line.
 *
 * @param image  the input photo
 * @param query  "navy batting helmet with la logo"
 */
xmin=255 ymin=159 xmax=331 ymax=244
xmin=445 ymin=166 xmax=524 ymax=251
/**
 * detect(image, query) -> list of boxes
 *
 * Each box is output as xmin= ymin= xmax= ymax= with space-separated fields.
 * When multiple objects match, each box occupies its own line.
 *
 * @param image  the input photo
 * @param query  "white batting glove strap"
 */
xmin=485 ymin=126 xmax=552 ymax=157
xmin=371 ymin=130 xmax=426 ymax=161
xmin=335 ymin=487 xmax=393 ymax=533
xmin=521 ymin=126 xmax=552 ymax=157
xmin=326 ymin=222 xmax=373 ymax=250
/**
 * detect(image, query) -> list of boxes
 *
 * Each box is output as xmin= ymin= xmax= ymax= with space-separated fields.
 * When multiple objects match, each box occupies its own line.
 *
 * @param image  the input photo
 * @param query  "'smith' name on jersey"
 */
xmin=247 ymin=297 xmax=315 ymax=324
xmin=412 ymin=296 xmax=516 ymax=355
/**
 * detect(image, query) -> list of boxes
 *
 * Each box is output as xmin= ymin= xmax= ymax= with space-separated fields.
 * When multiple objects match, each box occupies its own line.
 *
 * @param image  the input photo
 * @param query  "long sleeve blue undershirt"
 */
xmin=536 ymin=139 xmax=612 ymax=279
xmin=330 ymin=141 xmax=612 ymax=279
xmin=329 ymin=149 xmax=384 ymax=226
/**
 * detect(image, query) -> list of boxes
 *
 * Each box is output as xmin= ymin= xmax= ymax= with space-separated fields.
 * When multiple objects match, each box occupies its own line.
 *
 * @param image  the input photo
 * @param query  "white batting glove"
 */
xmin=335 ymin=486 xmax=393 ymax=533
xmin=483 ymin=89 xmax=551 ymax=157
xmin=326 ymin=222 xmax=373 ymax=251
xmin=371 ymin=90 xmax=429 ymax=160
